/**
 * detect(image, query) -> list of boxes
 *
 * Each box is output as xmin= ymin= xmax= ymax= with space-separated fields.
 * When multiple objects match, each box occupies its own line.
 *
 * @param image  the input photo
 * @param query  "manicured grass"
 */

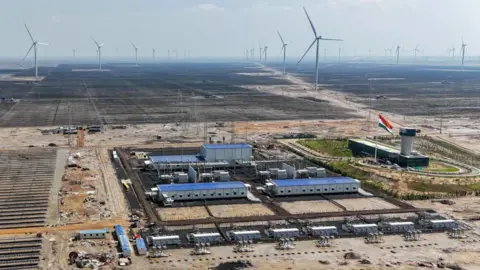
xmin=423 ymin=161 xmax=459 ymax=173
xmin=298 ymin=139 xmax=353 ymax=157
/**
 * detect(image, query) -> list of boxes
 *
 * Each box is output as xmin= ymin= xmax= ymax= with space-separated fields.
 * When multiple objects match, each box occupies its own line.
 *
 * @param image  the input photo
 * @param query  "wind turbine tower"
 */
xmin=395 ymin=45 xmax=400 ymax=64
xmin=152 ymin=48 xmax=155 ymax=60
xmin=277 ymin=30 xmax=288 ymax=74
xmin=412 ymin=44 xmax=421 ymax=60
xmin=73 ymin=48 xmax=76 ymax=57
xmin=22 ymin=24 xmax=49 ymax=79
xmin=460 ymin=39 xmax=467 ymax=68
xmin=263 ymin=45 xmax=268 ymax=65
xmin=90 ymin=36 xmax=103 ymax=70
xmin=298 ymin=7 xmax=342 ymax=90
xmin=130 ymin=41 xmax=139 ymax=66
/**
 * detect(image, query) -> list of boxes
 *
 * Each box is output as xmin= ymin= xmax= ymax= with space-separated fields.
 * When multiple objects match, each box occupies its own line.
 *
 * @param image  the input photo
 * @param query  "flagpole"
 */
xmin=374 ymin=142 xmax=377 ymax=161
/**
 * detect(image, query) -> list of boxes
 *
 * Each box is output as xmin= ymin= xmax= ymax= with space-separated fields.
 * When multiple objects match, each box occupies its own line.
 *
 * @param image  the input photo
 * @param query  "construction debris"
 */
xmin=68 ymin=251 xmax=114 ymax=268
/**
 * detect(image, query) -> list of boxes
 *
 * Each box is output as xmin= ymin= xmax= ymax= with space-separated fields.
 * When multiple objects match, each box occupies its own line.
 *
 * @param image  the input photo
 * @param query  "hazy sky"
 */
xmin=0 ymin=0 xmax=478 ymax=59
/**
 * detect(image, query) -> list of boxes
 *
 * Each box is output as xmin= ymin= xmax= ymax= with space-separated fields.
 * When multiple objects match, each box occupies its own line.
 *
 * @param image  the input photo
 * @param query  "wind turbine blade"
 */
xmin=130 ymin=41 xmax=137 ymax=49
xmin=24 ymin=24 xmax=35 ymax=42
xmin=298 ymin=39 xmax=316 ymax=64
xmin=280 ymin=45 xmax=284 ymax=54
xmin=319 ymin=38 xmax=343 ymax=41
xmin=38 ymin=42 xmax=49 ymax=46
xmin=91 ymin=37 xmax=100 ymax=47
xmin=99 ymin=43 xmax=104 ymax=47
xmin=277 ymin=30 xmax=285 ymax=45
xmin=303 ymin=7 xmax=318 ymax=37
xmin=22 ymin=43 xmax=34 ymax=61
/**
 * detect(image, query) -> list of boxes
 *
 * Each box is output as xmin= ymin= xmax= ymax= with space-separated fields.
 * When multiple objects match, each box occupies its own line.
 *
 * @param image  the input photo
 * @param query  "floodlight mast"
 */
xmin=297 ymin=7 xmax=342 ymax=90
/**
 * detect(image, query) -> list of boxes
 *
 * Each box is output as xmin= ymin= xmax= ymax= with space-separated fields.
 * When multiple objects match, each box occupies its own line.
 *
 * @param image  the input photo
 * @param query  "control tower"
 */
xmin=399 ymin=128 xmax=417 ymax=156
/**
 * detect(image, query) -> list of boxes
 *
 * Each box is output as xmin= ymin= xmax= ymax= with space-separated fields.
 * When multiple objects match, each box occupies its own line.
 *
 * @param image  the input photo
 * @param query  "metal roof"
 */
xmin=309 ymin=226 xmax=337 ymax=230
xmin=429 ymin=219 xmax=455 ymax=223
xmin=271 ymin=228 xmax=299 ymax=232
xmin=351 ymin=224 xmax=378 ymax=228
xmin=151 ymin=155 xmax=203 ymax=163
xmin=272 ymin=177 xmax=359 ymax=187
xmin=150 ymin=235 xmax=180 ymax=240
xmin=136 ymin=238 xmax=147 ymax=250
xmin=231 ymin=230 xmax=261 ymax=235
xmin=349 ymin=139 xmax=400 ymax=154
xmin=192 ymin=233 xmax=221 ymax=237
xmin=158 ymin=181 xmax=246 ymax=192
xmin=387 ymin=222 xmax=414 ymax=226
xmin=79 ymin=229 xmax=107 ymax=234
xmin=202 ymin=143 xmax=251 ymax=149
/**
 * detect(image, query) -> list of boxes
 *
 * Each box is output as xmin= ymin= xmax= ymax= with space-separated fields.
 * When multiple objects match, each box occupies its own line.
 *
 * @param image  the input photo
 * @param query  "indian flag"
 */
xmin=378 ymin=114 xmax=393 ymax=135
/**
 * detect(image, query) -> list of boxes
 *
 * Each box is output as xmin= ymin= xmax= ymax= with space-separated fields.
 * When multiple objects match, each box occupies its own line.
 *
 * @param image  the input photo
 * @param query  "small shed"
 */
xmin=136 ymin=238 xmax=147 ymax=255
xmin=78 ymin=229 xmax=107 ymax=240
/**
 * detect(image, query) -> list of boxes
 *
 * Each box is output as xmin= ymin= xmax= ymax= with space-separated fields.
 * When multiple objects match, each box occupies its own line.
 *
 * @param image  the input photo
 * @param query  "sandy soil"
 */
xmin=410 ymin=197 xmax=480 ymax=234
xmin=208 ymin=204 xmax=275 ymax=218
xmin=334 ymin=198 xmax=400 ymax=211
xmin=130 ymin=232 xmax=480 ymax=270
xmin=157 ymin=206 xmax=211 ymax=221
xmin=280 ymin=200 xmax=343 ymax=214
xmin=58 ymin=148 xmax=128 ymax=225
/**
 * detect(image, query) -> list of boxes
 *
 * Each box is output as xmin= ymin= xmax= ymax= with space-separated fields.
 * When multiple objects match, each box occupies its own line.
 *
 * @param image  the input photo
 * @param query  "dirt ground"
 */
xmin=410 ymin=197 xmax=480 ymax=234
xmin=128 ymin=232 xmax=480 ymax=270
xmin=58 ymin=148 xmax=128 ymax=225
xmin=280 ymin=200 xmax=344 ymax=214
xmin=208 ymin=204 xmax=275 ymax=218
xmin=157 ymin=206 xmax=211 ymax=221
xmin=334 ymin=198 xmax=400 ymax=211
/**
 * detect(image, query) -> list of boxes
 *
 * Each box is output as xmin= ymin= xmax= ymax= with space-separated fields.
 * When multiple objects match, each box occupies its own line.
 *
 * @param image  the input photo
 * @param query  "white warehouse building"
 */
xmin=200 ymin=144 xmax=252 ymax=162
xmin=266 ymin=177 xmax=360 ymax=196
xmin=149 ymin=181 xmax=249 ymax=202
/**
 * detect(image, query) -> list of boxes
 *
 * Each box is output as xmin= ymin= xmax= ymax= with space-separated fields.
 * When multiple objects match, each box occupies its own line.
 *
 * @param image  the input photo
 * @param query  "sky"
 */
xmin=0 ymin=0 xmax=478 ymax=59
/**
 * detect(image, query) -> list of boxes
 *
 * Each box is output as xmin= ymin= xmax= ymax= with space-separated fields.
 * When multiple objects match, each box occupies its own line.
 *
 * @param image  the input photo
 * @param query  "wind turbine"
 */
xmin=411 ymin=44 xmax=421 ymax=60
xmin=259 ymin=44 xmax=263 ymax=62
xmin=73 ymin=47 xmax=76 ymax=57
xmin=152 ymin=48 xmax=156 ymax=60
xmin=251 ymin=46 xmax=254 ymax=61
xmin=460 ymin=39 xmax=467 ymax=68
xmin=263 ymin=45 xmax=268 ymax=65
xmin=90 ymin=37 xmax=103 ymax=70
xmin=451 ymin=45 xmax=456 ymax=59
xmin=338 ymin=48 xmax=341 ymax=61
xmin=277 ymin=30 xmax=288 ymax=74
xmin=22 ymin=24 xmax=48 ymax=79
xmin=298 ymin=7 xmax=342 ymax=90
xmin=130 ymin=41 xmax=139 ymax=66
xmin=395 ymin=45 xmax=400 ymax=64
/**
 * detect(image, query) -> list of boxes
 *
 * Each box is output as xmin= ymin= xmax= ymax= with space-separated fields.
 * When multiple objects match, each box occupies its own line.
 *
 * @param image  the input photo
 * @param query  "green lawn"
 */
xmin=423 ymin=161 xmax=460 ymax=173
xmin=298 ymin=139 xmax=353 ymax=157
